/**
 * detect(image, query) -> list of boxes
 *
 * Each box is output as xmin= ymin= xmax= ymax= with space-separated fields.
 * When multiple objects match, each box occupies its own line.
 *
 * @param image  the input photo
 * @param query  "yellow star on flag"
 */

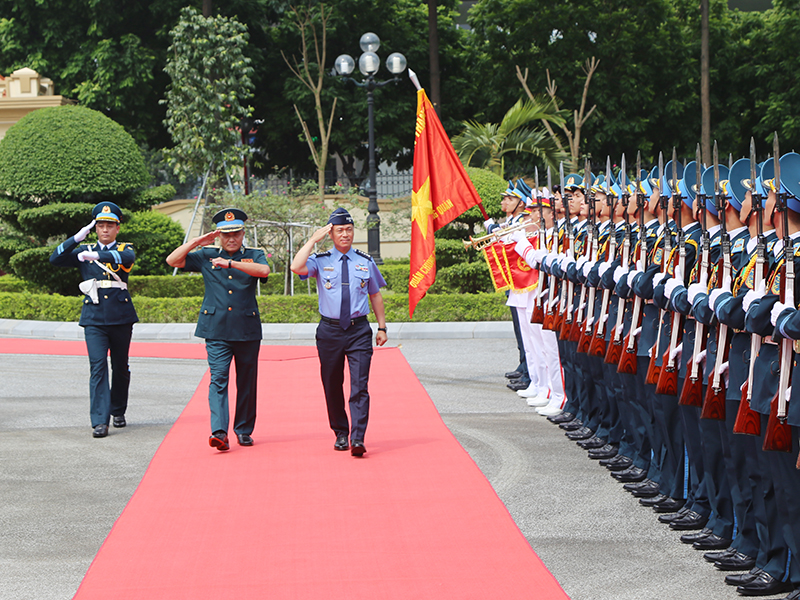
xmin=411 ymin=176 xmax=433 ymax=238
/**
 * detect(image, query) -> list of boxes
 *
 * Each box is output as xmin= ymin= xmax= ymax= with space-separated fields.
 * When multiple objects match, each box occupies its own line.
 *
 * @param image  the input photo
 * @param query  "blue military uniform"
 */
xmin=301 ymin=208 xmax=387 ymax=452
xmin=49 ymin=201 xmax=138 ymax=434
xmin=180 ymin=208 xmax=269 ymax=448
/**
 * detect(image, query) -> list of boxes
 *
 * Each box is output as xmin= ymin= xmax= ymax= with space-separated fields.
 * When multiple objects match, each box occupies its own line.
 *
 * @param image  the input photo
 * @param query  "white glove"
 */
xmin=74 ymin=220 xmax=96 ymax=242
xmin=721 ymin=275 xmax=732 ymax=294
xmin=695 ymin=348 xmax=707 ymax=369
xmin=786 ymin=386 xmax=792 ymax=404
xmin=531 ymin=248 xmax=547 ymax=266
xmin=687 ymin=282 xmax=706 ymax=304
xmin=742 ymin=280 xmax=765 ymax=312
xmin=559 ymin=255 xmax=572 ymax=270
xmin=627 ymin=269 xmax=642 ymax=287
xmin=578 ymin=302 xmax=586 ymax=312
xmin=613 ymin=266 xmax=628 ymax=283
xmin=77 ymin=251 xmax=99 ymax=262
xmin=664 ymin=277 xmax=684 ymax=299
xmin=719 ymin=361 xmax=729 ymax=390
xmin=601 ymin=312 xmax=609 ymax=324
xmin=598 ymin=262 xmax=611 ymax=278
xmin=514 ymin=237 xmax=533 ymax=260
xmin=652 ymin=272 xmax=667 ymax=288
xmin=709 ymin=288 xmax=727 ymax=311
xmin=576 ymin=255 xmax=589 ymax=269
xmin=585 ymin=316 xmax=594 ymax=328
xmin=669 ymin=342 xmax=683 ymax=363
xmin=771 ymin=301 xmax=790 ymax=326
xmin=484 ymin=218 xmax=495 ymax=229
xmin=632 ymin=326 xmax=642 ymax=339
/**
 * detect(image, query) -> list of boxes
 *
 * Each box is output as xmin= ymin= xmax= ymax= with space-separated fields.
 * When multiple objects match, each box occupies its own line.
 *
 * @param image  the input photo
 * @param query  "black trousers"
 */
xmin=316 ymin=318 xmax=373 ymax=442
xmin=84 ymin=323 xmax=133 ymax=427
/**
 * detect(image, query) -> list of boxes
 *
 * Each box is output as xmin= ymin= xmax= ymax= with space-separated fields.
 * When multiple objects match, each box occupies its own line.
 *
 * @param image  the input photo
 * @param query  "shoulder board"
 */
xmin=685 ymin=238 xmax=699 ymax=250
xmin=732 ymin=238 xmax=745 ymax=253
xmin=355 ymin=249 xmax=373 ymax=261
xmin=710 ymin=237 xmax=721 ymax=247
xmin=314 ymin=251 xmax=331 ymax=258
xmin=767 ymin=240 xmax=777 ymax=253
xmin=116 ymin=242 xmax=129 ymax=251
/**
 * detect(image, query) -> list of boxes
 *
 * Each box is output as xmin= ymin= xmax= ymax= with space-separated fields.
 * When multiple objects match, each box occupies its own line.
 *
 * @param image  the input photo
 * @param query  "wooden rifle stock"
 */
xmin=656 ymin=341 xmax=681 ymax=397
xmin=605 ymin=327 xmax=623 ymax=365
xmin=733 ymin=380 xmax=762 ymax=435
xmin=701 ymin=323 xmax=730 ymax=420
xmin=764 ymin=255 xmax=793 ymax=451
xmin=763 ymin=393 xmax=792 ymax=452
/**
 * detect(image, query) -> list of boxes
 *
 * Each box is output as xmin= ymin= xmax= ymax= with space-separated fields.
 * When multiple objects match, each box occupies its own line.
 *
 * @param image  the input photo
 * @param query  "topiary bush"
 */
xmin=0 ymin=105 xmax=150 ymax=203
xmin=120 ymin=210 xmax=186 ymax=276
xmin=9 ymin=246 xmax=83 ymax=295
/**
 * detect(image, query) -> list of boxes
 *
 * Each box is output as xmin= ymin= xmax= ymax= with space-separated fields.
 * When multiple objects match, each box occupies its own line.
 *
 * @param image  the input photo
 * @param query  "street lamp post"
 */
xmin=334 ymin=33 xmax=406 ymax=264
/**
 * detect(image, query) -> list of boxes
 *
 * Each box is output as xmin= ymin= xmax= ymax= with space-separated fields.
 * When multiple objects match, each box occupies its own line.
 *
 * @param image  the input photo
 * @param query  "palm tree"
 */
xmin=451 ymin=97 xmax=568 ymax=178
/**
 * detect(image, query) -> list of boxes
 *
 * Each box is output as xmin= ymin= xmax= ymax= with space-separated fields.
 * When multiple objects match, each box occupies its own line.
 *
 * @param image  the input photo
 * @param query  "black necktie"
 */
xmin=339 ymin=255 xmax=350 ymax=330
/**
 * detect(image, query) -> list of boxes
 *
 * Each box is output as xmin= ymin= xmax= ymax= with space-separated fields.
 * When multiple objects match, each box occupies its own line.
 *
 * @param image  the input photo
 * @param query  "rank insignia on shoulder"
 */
xmin=315 ymin=251 xmax=331 ymax=258
xmin=355 ymin=249 xmax=372 ymax=260
xmin=711 ymin=237 xmax=721 ymax=247
xmin=768 ymin=240 xmax=777 ymax=253
xmin=733 ymin=238 xmax=745 ymax=253
xmin=241 ymin=258 xmax=253 ymax=263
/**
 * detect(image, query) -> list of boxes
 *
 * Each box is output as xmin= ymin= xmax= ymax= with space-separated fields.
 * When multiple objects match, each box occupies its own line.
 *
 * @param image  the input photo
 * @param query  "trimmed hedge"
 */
xmin=0 ymin=291 xmax=511 ymax=323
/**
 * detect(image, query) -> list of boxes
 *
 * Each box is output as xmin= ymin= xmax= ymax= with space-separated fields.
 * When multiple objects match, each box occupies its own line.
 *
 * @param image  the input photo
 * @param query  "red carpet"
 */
xmin=1 ymin=339 xmax=567 ymax=599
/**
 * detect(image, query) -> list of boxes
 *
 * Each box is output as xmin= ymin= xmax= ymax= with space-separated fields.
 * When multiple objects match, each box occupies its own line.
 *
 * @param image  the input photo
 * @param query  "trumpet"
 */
xmin=462 ymin=220 xmax=539 ymax=250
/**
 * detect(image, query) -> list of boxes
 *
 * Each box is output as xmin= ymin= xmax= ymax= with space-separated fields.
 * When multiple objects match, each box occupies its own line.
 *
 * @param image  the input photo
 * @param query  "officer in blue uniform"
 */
xmin=166 ymin=208 xmax=270 ymax=451
xmin=49 ymin=201 xmax=138 ymax=438
xmin=291 ymin=207 xmax=388 ymax=457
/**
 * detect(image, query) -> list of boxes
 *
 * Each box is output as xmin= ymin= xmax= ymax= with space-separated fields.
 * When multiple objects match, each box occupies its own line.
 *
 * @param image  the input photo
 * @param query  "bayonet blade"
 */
xmin=547 ymin=166 xmax=552 ymax=196
xmin=750 ymin=138 xmax=757 ymax=192
xmin=671 ymin=147 xmax=678 ymax=193
xmin=621 ymin=154 xmax=627 ymax=192
xmin=713 ymin=141 xmax=720 ymax=196
xmin=774 ymin=132 xmax=781 ymax=194
xmin=696 ymin=144 xmax=702 ymax=191
xmin=658 ymin=152 xmax=664 ymax=191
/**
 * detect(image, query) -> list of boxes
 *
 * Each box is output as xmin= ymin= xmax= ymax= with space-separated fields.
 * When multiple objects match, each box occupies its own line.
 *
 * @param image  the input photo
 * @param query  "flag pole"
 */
xmin=408 ymin=69 xmax=490 ymax=221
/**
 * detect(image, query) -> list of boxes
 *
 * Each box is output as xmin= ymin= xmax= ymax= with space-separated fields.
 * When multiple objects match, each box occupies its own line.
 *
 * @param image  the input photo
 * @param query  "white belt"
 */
xmin=97 ymin=280 xmax=127 ymax=289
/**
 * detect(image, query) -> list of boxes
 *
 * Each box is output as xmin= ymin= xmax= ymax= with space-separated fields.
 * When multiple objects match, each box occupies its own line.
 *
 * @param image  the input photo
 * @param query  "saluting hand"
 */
xmin=193 ymin=230 xmax=219 ymax=248
xmin=310 ymin=224 xmax=333 ymax=244
xmin=74 ymin=220 xmax=96 ymax=242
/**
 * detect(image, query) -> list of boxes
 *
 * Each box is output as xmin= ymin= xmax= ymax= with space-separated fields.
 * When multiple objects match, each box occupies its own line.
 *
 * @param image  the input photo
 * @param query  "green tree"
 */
xmin=162 ymin=6 xmax=254 ymax=184
xmin=451 ymin=98 xmax=567 ymax=178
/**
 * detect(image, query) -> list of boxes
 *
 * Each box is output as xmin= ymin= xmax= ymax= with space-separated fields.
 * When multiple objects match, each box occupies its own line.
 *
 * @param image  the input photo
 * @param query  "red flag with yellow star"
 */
xmin=409 ymin=89 xmax=483 ymax=317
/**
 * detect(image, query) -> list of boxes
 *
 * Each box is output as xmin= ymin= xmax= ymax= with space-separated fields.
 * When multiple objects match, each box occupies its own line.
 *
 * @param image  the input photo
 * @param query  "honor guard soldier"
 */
xmin=166 ymin=208 xmax=270 ymax=451
xmin=49 ymin=201 xmax=138 ymax=438
xmin=291 ymin=208 xmax=388 ymax=457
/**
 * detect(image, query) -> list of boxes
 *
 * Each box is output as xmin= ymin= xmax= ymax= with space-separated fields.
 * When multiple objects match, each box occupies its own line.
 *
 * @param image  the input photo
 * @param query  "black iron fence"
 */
xmin=245 ymin=170 xmax=413 ymax=199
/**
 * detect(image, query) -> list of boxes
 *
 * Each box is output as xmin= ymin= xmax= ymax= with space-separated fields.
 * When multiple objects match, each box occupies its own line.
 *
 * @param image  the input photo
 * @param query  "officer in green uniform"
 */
xmin=49 ymin=201 xmax=138 ymax=438
xmin=167 ymin=208 xmax=270 ymax=451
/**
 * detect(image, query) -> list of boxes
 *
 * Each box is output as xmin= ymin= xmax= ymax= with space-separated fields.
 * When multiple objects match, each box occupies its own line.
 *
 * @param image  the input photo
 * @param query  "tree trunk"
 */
xmin=428 ymin=0 xmax=441 ymax=115
xmin=701 ymin=0 xmax=710 ymax=166
xmin=203 ymin=0 xmax=212 ymax=17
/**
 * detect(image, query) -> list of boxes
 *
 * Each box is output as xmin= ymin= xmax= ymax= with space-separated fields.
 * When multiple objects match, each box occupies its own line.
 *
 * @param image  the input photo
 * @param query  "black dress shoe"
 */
xmin=611 ymin=466 xmax=646 ymax=482
xmin=736 ymin=570 xmax=792 ymax=596
xmin=92 ymin=424 xmax=108 ymax=438
xmin=630 ymin=482 xmax=661 ymax=498
xmin=652 ymin=497 xmax=685 ymax=513
xmin=566 ymin=427 xmax=594 ymax=441
xmin=505 ymin=369 xmax=524 ymax=379
xmin=623 ymin=478 xmax=654 ymax=491
xmin=725 ymin=568 xmax=760 ymax=586
xmin=548 ymin=411 xmax=574 ymax=424
xmin=658 ymin=507 xmax=689 ymax=523
xmin=578 ymin=436 xmax=606 ymax=449
xmin=112 ymin=415 xmax=126 ymax=428
xmin=588 ymin=444 xmax=618 ymax=459
xmin=669 ymin=510 xmax=708 ymax=530
xmin=560 ymin=419 xmax=584 ymax=431
xmin=639 ymin=494 xmax=668 ymax=507
xmin=350 ymin=440 xmax=366 ymax=457
xmin=209 ymin=431 xmax=229 ymax=452
xmin=236 ymin=434 xmax=253 ymax=446
xmin=603 ymin=456 xmax=633 ymax=471
xmin=680 ymin=528 xmax=712 ymax=544
xmin=782 ymin=589 xmax=800 ymax=600
xmin=704 ymin=547 xmax=736 ymax=563
xmin=507 ymin=380 xmax=530 ymax=391
xmin=715 ymin=551 xmax=757 ymax=571
xmin=693 ymin=533 xmax=731 ymax=550
xmin=334 ymin=433 xmax=349 ymax=451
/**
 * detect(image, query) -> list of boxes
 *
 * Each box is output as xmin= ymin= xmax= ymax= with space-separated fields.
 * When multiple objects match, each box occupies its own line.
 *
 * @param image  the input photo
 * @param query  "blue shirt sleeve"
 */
xmin=368 ymin=261 xmax=387 ymax=294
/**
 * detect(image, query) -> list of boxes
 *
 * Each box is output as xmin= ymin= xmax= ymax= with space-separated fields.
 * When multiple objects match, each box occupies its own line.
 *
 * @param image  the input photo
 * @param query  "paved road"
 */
xmin=1 ymin=328 xmax=755 ymax=600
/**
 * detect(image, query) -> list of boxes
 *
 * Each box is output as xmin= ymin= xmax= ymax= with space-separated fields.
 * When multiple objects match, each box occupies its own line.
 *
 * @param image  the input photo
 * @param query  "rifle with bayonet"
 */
xmin=733 ymin=145 xmax=767 ymax=436
xmin=619 ymin=153 xmax=645 ymax=374
xmin=590 ymin=157 xmax=616 ymax=356
xmin=605 ymin=154 xmax=631 ymax=365
xmin=680 ymin=146 xmax=709 ymax=407
xmin=656 ymin=148 xmax=685 ymax=396
xmin=545 ymin=163 xmax=569 ymax=332
xmin=702 ymin=141 xmax=732 ymax=420
xmin=763 ymin=132 xmax=793 ymax=452
xmin=578 ymin=160 xmax=598 ymax=352
xmin=646 ymin=152 xmax=671 ymax=385
xmin=531 ymin=166 xmax=547 ymax=325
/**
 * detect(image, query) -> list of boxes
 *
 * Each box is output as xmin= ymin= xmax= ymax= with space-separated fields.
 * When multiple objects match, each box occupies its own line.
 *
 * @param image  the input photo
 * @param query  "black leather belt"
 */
xmin=321 ymin=315 xmax=367 ymax=327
